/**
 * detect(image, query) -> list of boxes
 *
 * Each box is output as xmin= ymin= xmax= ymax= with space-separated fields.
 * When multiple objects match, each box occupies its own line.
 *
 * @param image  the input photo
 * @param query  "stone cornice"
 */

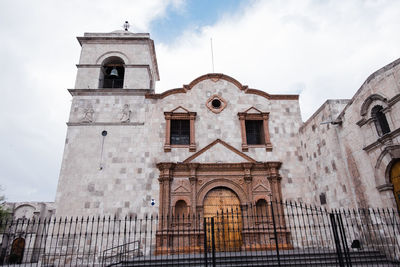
xmin=376 ymin=183 xmax=393 ymax=192
xmin=76 ymin=64 xmax=150 ymax=68
xmin=171 ymin=162 xmax=279 ymax=172
xmin=68 ymin=89 xmax=151 ymax=96
xmin=363 ymin=127 xmax=400 ymax=152
xmin=145 ymin=73 xmax=299 ymax=101
xmin=77 ymin=36 xmax=151 ymax=46
xmin=67 ymin=122 xmax=144 ymax=126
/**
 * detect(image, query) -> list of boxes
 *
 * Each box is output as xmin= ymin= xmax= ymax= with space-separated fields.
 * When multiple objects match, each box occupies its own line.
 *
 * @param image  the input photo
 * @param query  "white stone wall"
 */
xmin=74 ymin=32 xmax=158 ymax=90
xmin=299 ymin=59 xmax=400 ymax=209
xmin=334 ymin=60 xmax=400 ymax=208
xmin=3 ymin=202 xmax=55 ymax=219
xmin=56 ymin=31 xmax=400 ymax=218
xmin=56 ymin=77 xmax=307 ymax=217
xmin=299 ymin=100 xmax=356 ymax=208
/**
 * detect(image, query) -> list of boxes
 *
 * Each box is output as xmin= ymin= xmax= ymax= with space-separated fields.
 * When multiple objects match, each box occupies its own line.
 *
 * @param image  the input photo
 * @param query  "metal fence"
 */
xmin=0 ymin=201 xmax=399 ymax=266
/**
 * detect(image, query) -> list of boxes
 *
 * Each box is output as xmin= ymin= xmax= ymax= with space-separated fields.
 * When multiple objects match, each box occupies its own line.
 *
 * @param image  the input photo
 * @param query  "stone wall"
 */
xmin=299 ymin=58 xmax=400 ymax=209
xmin=56 ymin=75 xmax=307 ymax=217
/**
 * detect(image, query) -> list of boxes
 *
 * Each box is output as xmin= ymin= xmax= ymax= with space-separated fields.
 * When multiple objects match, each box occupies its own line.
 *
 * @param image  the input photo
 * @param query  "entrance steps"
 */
xmin=113 ymin=249 xmax=399 ymax=267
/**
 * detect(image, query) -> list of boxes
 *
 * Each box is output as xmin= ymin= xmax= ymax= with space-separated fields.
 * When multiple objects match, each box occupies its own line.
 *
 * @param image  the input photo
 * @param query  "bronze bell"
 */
xmin=109 ymin=67 xmax=118 ymax=77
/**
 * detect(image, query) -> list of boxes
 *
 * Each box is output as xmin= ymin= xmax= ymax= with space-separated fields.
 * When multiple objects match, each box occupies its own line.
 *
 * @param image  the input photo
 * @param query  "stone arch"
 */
xmin=375 ymin=145 xmax=400 ymax=188
xmin=255 ymin=198 xmax=268 ymax=220
xmin=360 ymin=94 xmax=388 ymax=117
xmin=185 ymin=73 xmax=247 ymax=91
xmin=174 ymin=199 xmax=189 ymax=218
xmin=171 ymin=196 xmax=191 ymax=208
xmin=96 ymin=51 xmax=129 ymax=65
xmin=197 ymin=178 xmax=247 ymax=206
xmin=14 ymin=204 xmax=36 ymax=219
xmin=98 ymin=55 xmax=126 ymax=89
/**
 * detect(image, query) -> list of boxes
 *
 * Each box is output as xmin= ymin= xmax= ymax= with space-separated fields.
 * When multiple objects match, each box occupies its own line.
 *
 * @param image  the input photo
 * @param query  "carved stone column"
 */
xmin=266 ymin=162 xmax=284 ymax=227
xmin=238 ymin=114 xmax=248 ymax=151
xmin=164 ymin=114 xmax=171 ymax=152
xmin=156 ymin=163 xmax=175 ymax=228
xmin=188 ymin=163 xmax=199 ymax=215
xmin=189 ymin=113 xmax=196 ymax=152
xmin=242 ymin=163 xmax=254 ymax=205
xmin=262 ymin=113 xmax=273 ymax=151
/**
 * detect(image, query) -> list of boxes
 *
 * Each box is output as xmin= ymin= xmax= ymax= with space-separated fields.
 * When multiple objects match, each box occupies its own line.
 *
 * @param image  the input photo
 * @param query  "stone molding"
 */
xmin=145 ymin=73 xmax=299 ymax=100
xmin=163 ymin=106 xmax=197 ymax=152
xmin=68 ymin=89 xmax=151 ymax=96
xmin=363 ymin=128 xmax=400 ymax=152
xmin=376 ymin=183 xmax=394 ymax=192
xmin=66 ymin=122 xmax=144 ymax=126
xmin=206 ymin=94 xmax=227 ymax=114
xmin=360 ymin=94 xmax=388 ymax=117
xmin=182 ymin=139 xmax=257 ymax=163
xmin=238 ymin=107 xmax=273 ymax=152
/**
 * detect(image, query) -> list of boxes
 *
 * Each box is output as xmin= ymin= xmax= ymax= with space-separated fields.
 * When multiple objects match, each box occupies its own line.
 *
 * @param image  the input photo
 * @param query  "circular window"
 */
xmin=101 ymin=130 xmax=108 ymax=136
xmin=206 ymin=95 xmax=227 ymax=113
xmin=211 ymin=99 xmax=221 ymax=109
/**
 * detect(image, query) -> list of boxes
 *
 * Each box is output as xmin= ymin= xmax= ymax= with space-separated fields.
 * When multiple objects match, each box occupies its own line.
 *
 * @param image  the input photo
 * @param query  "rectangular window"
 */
xmin=245 ymin=120 xmax=265 ymax=145
xmin=170 ymin=120 xmax=190 ymax=145
xmin=319 ymin=193 xmax=327 ymax=205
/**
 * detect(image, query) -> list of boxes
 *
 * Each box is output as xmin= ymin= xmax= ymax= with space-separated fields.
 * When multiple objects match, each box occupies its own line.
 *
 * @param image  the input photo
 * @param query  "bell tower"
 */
xmin=55 ymin=28 xmax=160 ymax=217
xmin=74 ymin=29 xmax=159 ymax=90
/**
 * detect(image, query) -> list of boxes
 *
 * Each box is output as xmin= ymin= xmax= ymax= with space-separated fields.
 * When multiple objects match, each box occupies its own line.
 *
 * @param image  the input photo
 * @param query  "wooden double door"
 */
xmin=203 ymin=187 xmax=242 ymax=251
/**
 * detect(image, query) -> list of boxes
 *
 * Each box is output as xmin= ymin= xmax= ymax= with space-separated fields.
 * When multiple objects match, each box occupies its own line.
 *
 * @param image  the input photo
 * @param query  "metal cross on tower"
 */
xmin=123 ymin=21 xmax=130 ymax=31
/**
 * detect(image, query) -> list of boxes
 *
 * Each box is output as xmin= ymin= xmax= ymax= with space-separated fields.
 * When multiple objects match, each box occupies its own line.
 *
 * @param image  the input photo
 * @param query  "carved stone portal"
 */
xmin=155 ymin=161 xmax=290 ymax=254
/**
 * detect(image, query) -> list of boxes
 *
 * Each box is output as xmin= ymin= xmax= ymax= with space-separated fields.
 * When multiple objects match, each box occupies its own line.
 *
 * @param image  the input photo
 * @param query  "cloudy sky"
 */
xmin=1 ymin=0 xmax=400 ymax=202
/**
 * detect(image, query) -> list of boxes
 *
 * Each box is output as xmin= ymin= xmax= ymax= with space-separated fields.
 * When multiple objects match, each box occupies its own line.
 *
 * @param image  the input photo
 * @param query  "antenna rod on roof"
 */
xmin=210 ymin=38 xmax=215 ymax=73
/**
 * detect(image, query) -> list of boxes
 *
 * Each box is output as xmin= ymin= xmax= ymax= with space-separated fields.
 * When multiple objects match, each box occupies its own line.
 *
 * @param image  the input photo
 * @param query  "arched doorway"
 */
xmin=9 ymin=237 xmax=25 ymax=264
xmin=391 ymin=160 xmax=400 ymax=211
xmin=203 ymin=187 xmax=242 ymax=251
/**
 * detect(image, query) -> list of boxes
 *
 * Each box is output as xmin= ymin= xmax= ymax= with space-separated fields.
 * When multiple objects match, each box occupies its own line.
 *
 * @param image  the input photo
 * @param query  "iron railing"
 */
xmin=0 ymin=201 xmax=399 ymax=266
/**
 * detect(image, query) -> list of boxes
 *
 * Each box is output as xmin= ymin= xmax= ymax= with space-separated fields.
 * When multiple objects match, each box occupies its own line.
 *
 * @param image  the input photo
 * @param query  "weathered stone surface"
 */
xmin=51 ymin=30 xmax=400 ymax=218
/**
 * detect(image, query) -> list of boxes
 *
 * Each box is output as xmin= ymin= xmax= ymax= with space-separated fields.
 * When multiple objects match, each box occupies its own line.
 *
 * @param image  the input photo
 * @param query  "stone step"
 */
xmin=110 ymin=250 xmax=399 ymax=267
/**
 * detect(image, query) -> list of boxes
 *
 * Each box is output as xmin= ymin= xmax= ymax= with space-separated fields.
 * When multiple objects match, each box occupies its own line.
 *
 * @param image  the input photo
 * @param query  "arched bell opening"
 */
xmin=99 ymin=56 xmax=125 ymax=88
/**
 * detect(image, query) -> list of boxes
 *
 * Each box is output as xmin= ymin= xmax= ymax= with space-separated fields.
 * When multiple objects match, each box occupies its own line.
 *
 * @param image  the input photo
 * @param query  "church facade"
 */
xmin=53 ymin=29 xmax=400 ymax=222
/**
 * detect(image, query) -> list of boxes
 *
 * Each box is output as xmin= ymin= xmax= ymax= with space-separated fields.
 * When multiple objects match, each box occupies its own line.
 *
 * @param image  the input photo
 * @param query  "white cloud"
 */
xmin=155 ymin=0 xmax=400 ymax=120
xmin=0 ymin=0 xmax=184 ymax=202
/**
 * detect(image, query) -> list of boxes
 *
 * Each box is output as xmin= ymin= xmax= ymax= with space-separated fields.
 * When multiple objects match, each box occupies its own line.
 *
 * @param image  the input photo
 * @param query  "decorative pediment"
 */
xmin=238 ymin=107 xmax=269 ymax=120
xmin=171 ymin=106 xmax=190 ymax=113
xmin=183 ymin=139 xmax=256 ymax=163
xmin=253 ymin=184 xmax=270 ymax=192
xmin=243 ymin=106 xmax=263 ymax=114
xmin=173 ymin=185 xmax=190 ymax=193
